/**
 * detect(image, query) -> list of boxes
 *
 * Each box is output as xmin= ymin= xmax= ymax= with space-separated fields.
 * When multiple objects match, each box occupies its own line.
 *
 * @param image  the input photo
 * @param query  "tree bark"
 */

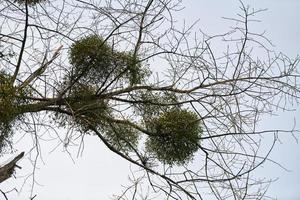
xmin=0 ymin=152 xmax=24 ymax=184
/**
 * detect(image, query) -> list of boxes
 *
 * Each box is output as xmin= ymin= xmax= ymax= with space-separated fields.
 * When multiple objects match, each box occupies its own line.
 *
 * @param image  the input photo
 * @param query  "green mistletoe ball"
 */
xmin=146 ymin=108 xmax=202 ymax=165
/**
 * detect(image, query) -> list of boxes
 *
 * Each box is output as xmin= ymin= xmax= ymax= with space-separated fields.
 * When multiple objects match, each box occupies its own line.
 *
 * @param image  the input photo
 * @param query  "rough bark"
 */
xmin=0 ymin=152 xmax=24 ymax=184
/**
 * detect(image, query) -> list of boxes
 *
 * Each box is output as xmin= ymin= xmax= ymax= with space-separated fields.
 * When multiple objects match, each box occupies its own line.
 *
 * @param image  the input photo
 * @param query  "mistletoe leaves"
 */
xmin=68 ymin=35 xmax=147 ymax=86
xmin=55 ymin=35 xmax=203 ymax=164
xmin=145 ymin=108 xmax=202 ymax=165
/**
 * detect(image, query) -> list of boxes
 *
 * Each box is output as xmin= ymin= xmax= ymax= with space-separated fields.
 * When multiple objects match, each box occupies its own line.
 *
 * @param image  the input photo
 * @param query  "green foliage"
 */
xmin=15 ymin=0 xmax=47 ymax=6
xmin=0 ymin=73 xmax=15 ymax=148
xmin=105 ymin=123 xmax=139 ymax=154
xmin=64 ymin=35 xmax=201 ymax=164
xmin=55 ymin=84 xmax=139 ymax=154
xmin=58 ymin=84 xmax=110 ymax=132
xmin=134 ymin=91 xmax=180 ymax=118
xmin=68 ymin=35 xmax=146 ymax=85
xmin=0 ymin=72 xmax=23 ymax=153
xmin=145 ymin=108 xmax=202 ymax=165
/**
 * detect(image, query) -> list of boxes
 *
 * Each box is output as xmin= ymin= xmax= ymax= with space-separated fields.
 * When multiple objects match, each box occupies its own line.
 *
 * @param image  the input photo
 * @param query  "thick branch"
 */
xmin=0 ymin=152 xmax=24 ymax=184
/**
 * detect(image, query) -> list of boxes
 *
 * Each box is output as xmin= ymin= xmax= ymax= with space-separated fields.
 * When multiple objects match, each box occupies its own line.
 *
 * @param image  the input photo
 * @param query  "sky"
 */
xmin=0 ymin=0 xmax=300 ymax=199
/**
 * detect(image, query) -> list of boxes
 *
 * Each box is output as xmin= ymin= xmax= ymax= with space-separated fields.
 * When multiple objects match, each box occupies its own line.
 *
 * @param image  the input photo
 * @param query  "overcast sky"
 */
xmin=1 ymin=0 xmax=300 ymax=200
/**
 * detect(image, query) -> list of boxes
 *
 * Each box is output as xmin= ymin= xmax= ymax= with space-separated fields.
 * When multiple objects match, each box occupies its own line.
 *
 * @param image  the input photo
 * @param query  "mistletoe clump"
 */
xmin=69 ymin=35 xmax=146 ymax=85
xmin=58 ymin=84 xmax=110 ymax=132
xmin=0 ymin=72 xmax=23 ymax=153
xmin=56 ymin=83 xmax=139 ymax=154
xmin=134 ymin=91 xmax=180 ymax=118
xmin=146 ymin=108 xmax=202 ymax=165
xmin=104 ymin=123 xmax=139 ymax=155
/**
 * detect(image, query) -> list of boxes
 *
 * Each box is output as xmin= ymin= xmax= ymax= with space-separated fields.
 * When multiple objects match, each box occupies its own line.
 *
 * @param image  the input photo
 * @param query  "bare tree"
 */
xmin=0 ymin=0 xmax=299 ymax=199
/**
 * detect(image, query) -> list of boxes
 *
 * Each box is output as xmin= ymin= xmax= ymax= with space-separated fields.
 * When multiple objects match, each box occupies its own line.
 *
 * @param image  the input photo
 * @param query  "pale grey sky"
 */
xmin=0 ymin=1 xmax=299 ymax=199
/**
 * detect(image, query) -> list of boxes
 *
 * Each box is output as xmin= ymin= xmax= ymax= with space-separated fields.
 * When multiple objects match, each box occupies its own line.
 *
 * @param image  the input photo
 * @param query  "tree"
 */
xmin=0 ymin=0 xmax=299 ymax=199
